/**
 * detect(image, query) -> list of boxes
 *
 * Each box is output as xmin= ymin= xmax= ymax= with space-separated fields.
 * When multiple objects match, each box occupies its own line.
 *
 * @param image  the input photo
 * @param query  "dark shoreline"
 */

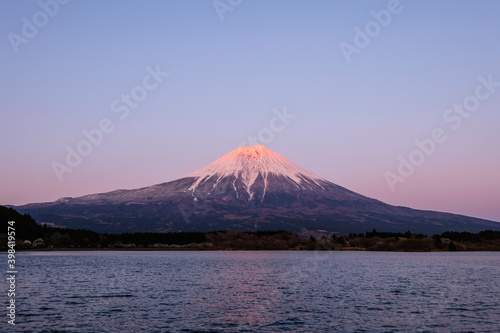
xmin=3 ymin=206 xmax=500 ymax=252
xmin=5 ymin=247 xmax=500 ymax=253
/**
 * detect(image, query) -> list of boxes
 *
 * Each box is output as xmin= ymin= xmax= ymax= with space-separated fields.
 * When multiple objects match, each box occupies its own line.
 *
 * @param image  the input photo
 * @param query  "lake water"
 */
xmin=5 ymin=251 xmax=500 ymax=332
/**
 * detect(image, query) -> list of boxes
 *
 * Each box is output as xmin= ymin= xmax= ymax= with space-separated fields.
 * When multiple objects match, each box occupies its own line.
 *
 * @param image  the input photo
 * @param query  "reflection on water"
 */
xmin=7 ymin=251 xmax=500 ymax=332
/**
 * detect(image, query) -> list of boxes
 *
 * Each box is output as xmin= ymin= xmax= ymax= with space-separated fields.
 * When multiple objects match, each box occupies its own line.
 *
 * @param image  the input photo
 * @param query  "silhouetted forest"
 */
xmin=1 ymin=206 xmax=500 ymax=251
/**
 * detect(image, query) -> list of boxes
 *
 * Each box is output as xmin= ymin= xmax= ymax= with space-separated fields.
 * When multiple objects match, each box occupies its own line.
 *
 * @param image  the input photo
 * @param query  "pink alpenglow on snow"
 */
xmin=187 ymin=145 xmax=325 ymax=200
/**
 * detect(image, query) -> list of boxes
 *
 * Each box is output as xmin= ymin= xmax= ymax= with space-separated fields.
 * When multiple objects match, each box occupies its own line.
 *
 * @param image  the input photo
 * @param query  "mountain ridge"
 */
xmin=13 ymin=145 xmax=500 ymax=235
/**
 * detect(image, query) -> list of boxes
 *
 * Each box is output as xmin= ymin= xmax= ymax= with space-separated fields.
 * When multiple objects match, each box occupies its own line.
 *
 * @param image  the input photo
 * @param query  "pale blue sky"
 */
xmin=1 ymin=0 xmax=499 ymax=222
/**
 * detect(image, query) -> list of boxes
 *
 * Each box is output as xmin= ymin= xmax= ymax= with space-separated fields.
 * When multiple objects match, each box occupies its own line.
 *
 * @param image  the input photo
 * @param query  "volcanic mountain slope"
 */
xmin=15 ymin=145 xmax=500 ymax=235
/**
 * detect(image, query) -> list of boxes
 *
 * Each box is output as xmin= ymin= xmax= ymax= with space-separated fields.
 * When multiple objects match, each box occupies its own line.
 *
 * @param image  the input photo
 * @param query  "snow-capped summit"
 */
xmin=187 ymin=145 xmax=326 ymax=201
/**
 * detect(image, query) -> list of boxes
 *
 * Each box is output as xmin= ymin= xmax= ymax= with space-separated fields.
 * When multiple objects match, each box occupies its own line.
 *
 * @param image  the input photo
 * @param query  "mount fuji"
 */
xmin=14 ymin=145 xmax=500 ymax=235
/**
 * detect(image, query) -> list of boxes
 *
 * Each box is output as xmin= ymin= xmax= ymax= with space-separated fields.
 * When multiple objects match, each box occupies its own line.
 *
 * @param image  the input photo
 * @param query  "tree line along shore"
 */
xmin=1 ymin=206 xmax=500 ymax=251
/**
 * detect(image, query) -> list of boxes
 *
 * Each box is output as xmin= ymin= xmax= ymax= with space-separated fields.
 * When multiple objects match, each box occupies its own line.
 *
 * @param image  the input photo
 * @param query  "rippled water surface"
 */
xmin=5 ymin=251 xmax=500 ymax=332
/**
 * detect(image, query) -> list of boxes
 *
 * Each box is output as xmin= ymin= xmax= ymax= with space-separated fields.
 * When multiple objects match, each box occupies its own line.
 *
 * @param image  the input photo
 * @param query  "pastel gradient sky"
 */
xmin=1 ymin=0 xmax=499 ymax=222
